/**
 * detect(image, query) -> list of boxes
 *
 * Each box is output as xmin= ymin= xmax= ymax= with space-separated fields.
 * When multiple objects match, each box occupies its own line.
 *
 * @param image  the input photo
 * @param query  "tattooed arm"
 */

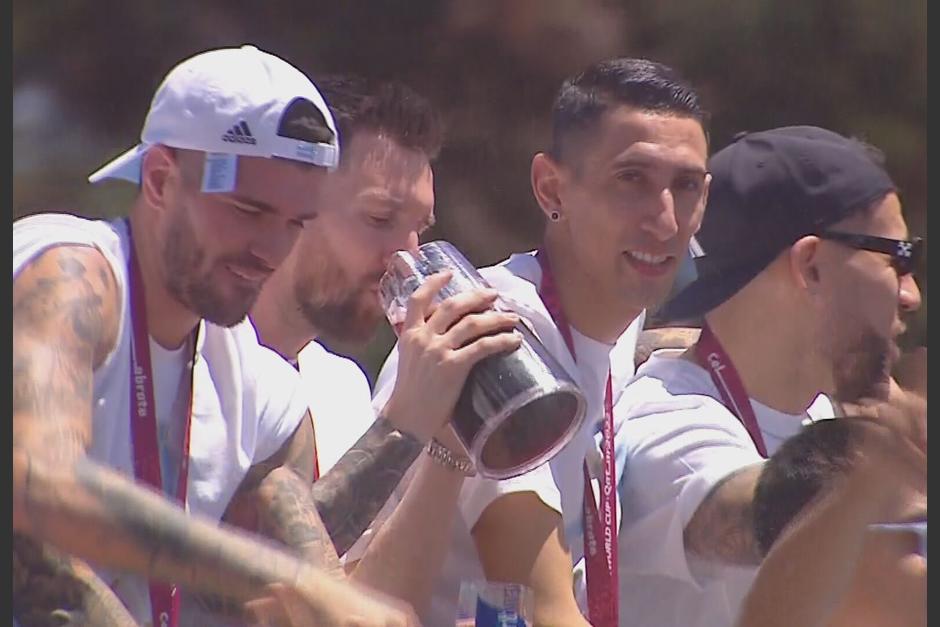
xmin=683 ymin=464 xmax=765 ymax=566
xmin=12 ymin=245 xmax=414 ymax=626
xmin=240 ymin=415 xmax=345 ymax=575
xmin=345 ymin=424 xmax=472 ymax=615
xmin=254 ymin=273 xmax=520 ymax=557
xmin=308 ymin=416 xmax=425 ymax=555
xmin=14 ymin=533 xmax=138 ymax=627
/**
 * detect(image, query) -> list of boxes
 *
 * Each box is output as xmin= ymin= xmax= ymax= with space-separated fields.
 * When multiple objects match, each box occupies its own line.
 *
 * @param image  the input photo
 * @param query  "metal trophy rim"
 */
xmin=469 ymin=378 xmax=587 ymax=480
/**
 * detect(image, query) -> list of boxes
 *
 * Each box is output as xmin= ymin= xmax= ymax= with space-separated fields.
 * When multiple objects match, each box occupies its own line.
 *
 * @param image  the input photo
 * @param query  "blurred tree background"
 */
xmin=13 ymin=0 xmax=926 ymax=381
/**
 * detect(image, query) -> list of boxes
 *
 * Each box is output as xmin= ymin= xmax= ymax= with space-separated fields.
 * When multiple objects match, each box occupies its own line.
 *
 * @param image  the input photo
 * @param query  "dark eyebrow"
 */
xmin=612 ymin=156 xmax=708 ymax=177
xmin=229 ymin=194 xmax=317 ymax=222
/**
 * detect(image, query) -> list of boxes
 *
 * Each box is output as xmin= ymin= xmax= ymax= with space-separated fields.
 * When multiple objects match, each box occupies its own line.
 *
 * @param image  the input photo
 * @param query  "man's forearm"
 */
xmin=14 ymin=533 xmax=138 ymax=627
xmin=349 ymin=454 xmax=463 ymax=613
xmin=15 ymin=452 xmax=317 ymax=606
xmin=311 ymin=417 xmax=423 ymax=555
xmin=255 ymin=466 xmax=344 ymax=576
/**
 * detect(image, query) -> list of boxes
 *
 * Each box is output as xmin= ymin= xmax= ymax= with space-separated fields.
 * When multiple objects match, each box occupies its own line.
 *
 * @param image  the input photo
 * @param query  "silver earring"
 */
xmin=550 ymin=211 xmax=561 ymax=222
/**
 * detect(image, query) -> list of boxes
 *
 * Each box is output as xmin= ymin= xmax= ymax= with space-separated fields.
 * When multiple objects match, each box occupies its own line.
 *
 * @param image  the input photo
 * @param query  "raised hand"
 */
xmin=383 ymin=271 xmax=522 ymax=443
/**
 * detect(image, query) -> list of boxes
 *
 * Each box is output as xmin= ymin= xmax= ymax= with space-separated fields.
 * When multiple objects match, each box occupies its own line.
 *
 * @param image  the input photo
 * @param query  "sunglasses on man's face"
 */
xmin=817 ymin=230 xmax=924 ymax=276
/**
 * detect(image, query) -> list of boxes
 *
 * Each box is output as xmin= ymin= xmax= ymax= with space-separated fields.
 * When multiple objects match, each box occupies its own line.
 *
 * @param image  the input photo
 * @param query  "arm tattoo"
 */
xmin=14 ymin=248 xmax=328 ymax=620
xmin=69 ymin=458 xmax=306 ymax=600
xmin=14 ymin=533 xmax=137 ymax=627
xmin=231 ymin=416 xmax=342 ymax=571
xmin=14 ymin=247 xmax=118 ymax=461
xmin=256 ymin=468 xmax=344 ymax=573
xmin=683 ymin=467 xmax=763 ymax=566
xmin=310 ymin=417 xmax=423 ymax=555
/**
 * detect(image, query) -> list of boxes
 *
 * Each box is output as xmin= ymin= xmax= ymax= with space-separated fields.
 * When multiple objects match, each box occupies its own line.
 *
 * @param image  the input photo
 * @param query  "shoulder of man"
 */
xmin=14 ymin=213 xmax=125 ymax=278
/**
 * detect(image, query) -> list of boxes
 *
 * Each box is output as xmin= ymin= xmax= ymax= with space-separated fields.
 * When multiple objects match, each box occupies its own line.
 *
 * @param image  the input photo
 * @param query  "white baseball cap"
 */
xmin=88 ymin=44 xmax=340 ymax=185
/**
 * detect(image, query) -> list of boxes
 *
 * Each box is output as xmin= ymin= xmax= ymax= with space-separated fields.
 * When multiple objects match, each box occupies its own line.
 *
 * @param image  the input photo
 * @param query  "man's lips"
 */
xmin=226 ymin=263 xmax=272 ymax=283
xmin=624 ymin=250 xmax=677 ymax=277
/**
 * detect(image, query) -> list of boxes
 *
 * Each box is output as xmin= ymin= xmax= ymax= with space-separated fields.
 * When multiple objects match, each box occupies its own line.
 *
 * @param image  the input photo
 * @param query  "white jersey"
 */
xmin=13 ymin=213 xmax=309 ymax=626
xmin=368 ymin=251 xmax=645 ymax=626
xmin=297 ymin=340 xmax=376 ymax=477
xmin=615 ymin=349 xmax=836 ymax=627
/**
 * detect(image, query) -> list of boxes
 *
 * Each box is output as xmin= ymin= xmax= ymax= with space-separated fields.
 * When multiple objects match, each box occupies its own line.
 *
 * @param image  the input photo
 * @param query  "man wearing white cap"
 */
xmin=13 ymin=45 xmax=418 ymax=626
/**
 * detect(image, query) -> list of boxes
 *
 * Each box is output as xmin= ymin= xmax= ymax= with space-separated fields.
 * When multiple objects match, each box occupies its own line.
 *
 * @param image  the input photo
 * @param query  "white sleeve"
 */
xmin=246 ymin=338 xmax=310 ymax=463
xmin=459 ymin=461 xmax=563 ymax=530
xmin=299 ymin=344 xmax=377 ymax=475
xmin=371 ymin=341 xmax=400 ymax=414
xmin=617 ymin=395 xmax=763 ymax=587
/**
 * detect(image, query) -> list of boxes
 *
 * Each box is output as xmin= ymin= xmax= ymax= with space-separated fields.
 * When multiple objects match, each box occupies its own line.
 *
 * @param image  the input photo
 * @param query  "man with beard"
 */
xmin=247 ymin=75 xmax=522 ymax=615
xmin=13 ymin=45 xmax=425 ymax=627
xmin=614 ymin=126 xmax=923 ymax=627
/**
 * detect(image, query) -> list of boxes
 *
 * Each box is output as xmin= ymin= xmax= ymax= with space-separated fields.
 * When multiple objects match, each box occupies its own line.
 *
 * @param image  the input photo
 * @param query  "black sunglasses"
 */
xmin=817 ymin=230 xmax=924 ymax=275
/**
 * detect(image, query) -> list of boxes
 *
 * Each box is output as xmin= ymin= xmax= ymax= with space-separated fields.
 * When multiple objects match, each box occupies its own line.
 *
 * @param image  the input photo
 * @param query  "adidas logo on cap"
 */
xmin=221 ymin=121 xmax=257 ymax=145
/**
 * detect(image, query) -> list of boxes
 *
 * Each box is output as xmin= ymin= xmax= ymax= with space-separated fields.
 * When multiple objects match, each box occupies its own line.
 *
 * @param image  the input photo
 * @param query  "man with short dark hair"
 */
xmin=615 ymin=126 xmax=923 ymax=626
xmin=373 ymin=57 xmax=712 ymax=626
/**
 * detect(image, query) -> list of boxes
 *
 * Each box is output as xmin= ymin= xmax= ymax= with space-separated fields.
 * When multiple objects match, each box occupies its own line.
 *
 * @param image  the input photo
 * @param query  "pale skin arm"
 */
xmin=348 ymin=449 xmax=465 ymax=615
xmin=473 ymin=492 xmax=592 ymax=627
xmin=13 ymin=244 xmax=415 ymax=627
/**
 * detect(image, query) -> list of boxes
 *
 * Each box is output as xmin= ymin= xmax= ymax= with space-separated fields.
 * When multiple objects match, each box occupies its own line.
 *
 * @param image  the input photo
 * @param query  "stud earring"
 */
xmin=550 ymin=211 xmax=561 ymax=222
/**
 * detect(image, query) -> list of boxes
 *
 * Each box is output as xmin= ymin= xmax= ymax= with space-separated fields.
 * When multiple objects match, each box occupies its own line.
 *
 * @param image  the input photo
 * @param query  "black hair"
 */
xmin=753 ymin=418 xmax=862 ymax=555
xmin=316 ymin=75 xmax=444 ymax=162
xmin=550 ymin=57 xmax=708 ymax=164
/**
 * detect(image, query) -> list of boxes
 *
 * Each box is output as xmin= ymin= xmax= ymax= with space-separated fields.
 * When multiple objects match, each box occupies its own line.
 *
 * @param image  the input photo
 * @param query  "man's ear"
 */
xmin=140 ymin=145 xmax=181 ymax=213
xmin=788 ymin=235 xmax=824 ymax=294
xmin=691 ymin=172 xmax=713 ymax=236
xmin=531 ymin=152 xmax=566 ymax=221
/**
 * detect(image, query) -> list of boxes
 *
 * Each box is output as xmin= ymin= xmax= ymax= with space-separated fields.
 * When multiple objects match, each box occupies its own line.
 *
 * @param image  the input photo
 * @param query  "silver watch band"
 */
xmin=425 ymin=438 xmax=476 ymax=476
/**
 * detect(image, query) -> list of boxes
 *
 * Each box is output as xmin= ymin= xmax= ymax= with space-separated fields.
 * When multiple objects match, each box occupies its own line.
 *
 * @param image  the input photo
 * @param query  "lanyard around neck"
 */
xmin=126 ymin=223 xmax=197 ymax=627
xmin=693 ymin=323 xmax=768 ymax=457
xmin=536 ymin=251 xmax=618 ymax=627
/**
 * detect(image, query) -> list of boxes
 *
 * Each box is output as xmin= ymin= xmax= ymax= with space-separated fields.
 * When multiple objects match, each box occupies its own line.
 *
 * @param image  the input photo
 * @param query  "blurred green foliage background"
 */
xmin=13 ymin=0 xmax=926 ymax=379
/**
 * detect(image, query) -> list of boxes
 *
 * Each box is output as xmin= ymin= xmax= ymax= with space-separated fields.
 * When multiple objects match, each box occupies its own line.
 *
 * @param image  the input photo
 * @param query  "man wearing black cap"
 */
xmin=612 ymin=126 xmax=923 ymax=627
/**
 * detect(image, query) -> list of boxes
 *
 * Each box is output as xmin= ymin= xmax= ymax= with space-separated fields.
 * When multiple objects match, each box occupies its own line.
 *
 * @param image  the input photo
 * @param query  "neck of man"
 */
xmin=128 ymin=210 xmax=199 ymax=350
xmin=700 ymin=298 xmax=819 ymax=415
xmin=541 ymin=230 xmax=643 ymax=345
xmin=251 ymin=268 xmax=318 ymax=361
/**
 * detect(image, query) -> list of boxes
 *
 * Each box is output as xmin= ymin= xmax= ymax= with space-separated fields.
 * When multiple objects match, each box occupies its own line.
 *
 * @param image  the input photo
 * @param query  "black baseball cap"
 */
xmin=659 ymin=126 xmax=896 ymax=322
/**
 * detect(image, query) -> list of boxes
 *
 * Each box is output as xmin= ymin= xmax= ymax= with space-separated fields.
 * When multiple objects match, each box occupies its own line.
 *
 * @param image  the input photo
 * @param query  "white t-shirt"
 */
xmin=369 ymin=251 xmax=645 ymax=626
xmin=297 ymin=340 xmax=376 ymax=476
xmin=13 ymin=213 xmax=309 ymax=626
xmin=615 ymin=348 xmax=835 ymax=627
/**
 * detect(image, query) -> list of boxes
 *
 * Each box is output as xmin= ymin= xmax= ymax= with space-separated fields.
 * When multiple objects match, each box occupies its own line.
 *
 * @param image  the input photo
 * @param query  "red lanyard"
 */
xmin=536 ymin=252 xmax=618 ymax=627
xmin=127 ymin=225 xmax=196 ymax=627
xmin=693 ymin=324 xmax=768 ymax=457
